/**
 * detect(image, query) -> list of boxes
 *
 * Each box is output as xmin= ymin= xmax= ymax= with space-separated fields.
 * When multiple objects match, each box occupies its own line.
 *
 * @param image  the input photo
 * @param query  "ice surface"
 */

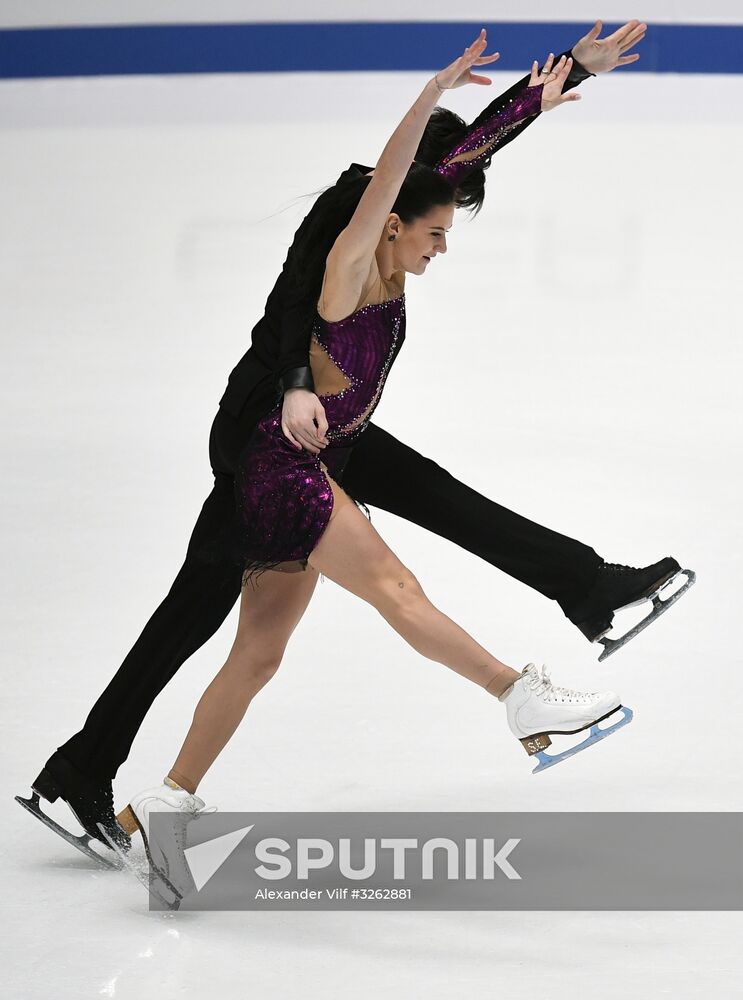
xmin=2 ymin=68 xmax=741 ymax=999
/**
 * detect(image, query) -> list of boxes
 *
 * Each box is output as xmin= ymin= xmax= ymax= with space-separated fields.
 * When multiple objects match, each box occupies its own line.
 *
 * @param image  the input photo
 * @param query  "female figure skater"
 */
xmin=113 ymin=33 xmax=633 ymax=885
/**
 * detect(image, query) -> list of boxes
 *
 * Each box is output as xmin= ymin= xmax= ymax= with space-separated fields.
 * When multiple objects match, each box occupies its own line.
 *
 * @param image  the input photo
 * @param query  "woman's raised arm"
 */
xmin=325 ymin=29 xmax=499 ymax=283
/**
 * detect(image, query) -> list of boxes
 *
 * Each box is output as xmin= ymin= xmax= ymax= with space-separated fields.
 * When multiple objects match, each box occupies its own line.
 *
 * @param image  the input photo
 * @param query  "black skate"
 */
xmin=15 ymin=751 xmax=131 ymax=869
xmin=570 ymin=557 xmax=696 ymax=661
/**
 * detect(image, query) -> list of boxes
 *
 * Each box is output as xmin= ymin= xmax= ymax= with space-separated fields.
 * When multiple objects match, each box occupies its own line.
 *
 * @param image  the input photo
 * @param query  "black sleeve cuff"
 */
xmin=566 ymin=50 xmax=596 ymax=84
xmin=277 ymin=366 xmax=316 ymax=398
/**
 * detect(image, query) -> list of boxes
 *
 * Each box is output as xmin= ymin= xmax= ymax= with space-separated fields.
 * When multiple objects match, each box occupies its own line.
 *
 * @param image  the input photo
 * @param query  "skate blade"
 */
xmin=15 ymin=791 xmax=121 ymax=870
xmin=531 ymin=706 xmax=634 ymax=774
xmin=609 ymin=567 xmax=683 ymax=614
xmin=96 ymin=822 xmax=182 ymax=910
xmin=598 ymin=568 xmax=696 ymax=662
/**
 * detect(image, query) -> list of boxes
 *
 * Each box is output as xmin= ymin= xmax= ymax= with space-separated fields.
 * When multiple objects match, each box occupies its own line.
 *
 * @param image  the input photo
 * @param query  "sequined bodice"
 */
xmin=310 ymin=293 xmax=406 ymax=443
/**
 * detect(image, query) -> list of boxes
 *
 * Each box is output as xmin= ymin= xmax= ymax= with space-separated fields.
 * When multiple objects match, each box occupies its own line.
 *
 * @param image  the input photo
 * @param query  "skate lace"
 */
xmin=181 ymin=794 xmax=219 ymax=818
xmin=603 ymin=561 xmax=639 ymax=574
xmin=526 ymin=664 xmax=597 ymax=705
xmin=170 ymin=799 xmax=219 ymax=851
xmin=162 ymin=779 xmax=219 ymax=818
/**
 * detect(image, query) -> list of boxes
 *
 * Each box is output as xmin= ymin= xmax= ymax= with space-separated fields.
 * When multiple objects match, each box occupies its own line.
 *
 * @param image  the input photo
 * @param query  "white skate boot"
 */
xmin=114 ymin=777 xmax=216 ymax=900
xmin=499 ymin=663 xmax=633 ymax=773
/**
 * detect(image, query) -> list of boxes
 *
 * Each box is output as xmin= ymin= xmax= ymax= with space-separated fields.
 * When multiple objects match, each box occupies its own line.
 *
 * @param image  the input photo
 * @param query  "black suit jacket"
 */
xmin=217 ymin=54 xmax=592 ymax=421
xmin=217 ymin=161 xmax=372 ymax=419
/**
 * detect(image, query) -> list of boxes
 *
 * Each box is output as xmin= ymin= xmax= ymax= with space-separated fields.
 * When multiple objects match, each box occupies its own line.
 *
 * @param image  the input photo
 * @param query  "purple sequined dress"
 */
xmin=234 ymin=294 xmax=406 ymax=585
xmin=223 ymin=80 xmax=545 ymax=588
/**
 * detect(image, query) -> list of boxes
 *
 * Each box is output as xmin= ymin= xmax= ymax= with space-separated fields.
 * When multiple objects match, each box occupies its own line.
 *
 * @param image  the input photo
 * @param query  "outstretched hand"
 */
xmin=435 ymin=28 xmax=500 ymax=91
xmin=528 ymin=54 xmax=582 ymax=112
xmin=572 ymin=19 xmax=647 ymax=74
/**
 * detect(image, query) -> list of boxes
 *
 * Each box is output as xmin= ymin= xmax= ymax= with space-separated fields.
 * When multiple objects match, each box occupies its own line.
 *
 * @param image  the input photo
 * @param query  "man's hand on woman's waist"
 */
xmin=281 ymin=388 xmax=330 ymax=455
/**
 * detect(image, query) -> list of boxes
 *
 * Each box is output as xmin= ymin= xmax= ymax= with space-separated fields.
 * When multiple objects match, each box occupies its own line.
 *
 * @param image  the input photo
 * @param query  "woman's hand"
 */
xmin=281 ymin=389 xmax=330 ymax=455
xmin=434 ymin=28 xmax=500 ymax=91
xmin=572 ymin=19 xmax=647 ymax=74
xmin=528 ymin=54 xmax=582 ymax=112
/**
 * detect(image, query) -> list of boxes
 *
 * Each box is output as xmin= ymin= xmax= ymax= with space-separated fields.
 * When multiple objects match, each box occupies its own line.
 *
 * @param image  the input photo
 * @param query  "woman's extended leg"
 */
xmin=166 ymin=562 xmax=321 ymax=794
xmin=304 ymin=479 xmax=629 ymax=775
xmin=308 ymin=479 xmax=521 ymax=697
xmin=116 ymin=477 xmax=626 ymax=878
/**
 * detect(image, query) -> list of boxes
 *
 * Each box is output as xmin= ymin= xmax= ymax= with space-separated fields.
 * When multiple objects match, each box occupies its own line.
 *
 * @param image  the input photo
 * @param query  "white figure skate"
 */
xmin=98 ymin=777 xmax=215 ymax=906
xmin=499 ymin=663 xmax=633 ymax=773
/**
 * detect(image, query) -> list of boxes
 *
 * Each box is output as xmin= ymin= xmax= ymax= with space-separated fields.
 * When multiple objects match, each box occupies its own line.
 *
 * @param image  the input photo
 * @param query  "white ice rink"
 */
xmin=2 ymin=65 xmax=742 ymax=998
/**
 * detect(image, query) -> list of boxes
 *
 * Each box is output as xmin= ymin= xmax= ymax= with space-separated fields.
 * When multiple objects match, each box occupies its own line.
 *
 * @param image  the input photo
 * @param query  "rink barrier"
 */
xmin=1 ymin=20 xmax=742 ymax=79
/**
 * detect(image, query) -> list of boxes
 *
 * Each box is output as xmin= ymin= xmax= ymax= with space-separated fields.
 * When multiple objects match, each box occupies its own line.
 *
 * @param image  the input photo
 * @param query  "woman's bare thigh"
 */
xmin=307 ymin=473 xmax=421 ymax=605
xmin=234 ymin=466 xmax=391 ymax=659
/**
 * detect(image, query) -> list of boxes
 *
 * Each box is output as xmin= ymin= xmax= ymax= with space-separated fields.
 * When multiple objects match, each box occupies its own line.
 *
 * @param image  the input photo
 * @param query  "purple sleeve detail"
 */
xmin=434 ymin=82 xmax=544 ymax=187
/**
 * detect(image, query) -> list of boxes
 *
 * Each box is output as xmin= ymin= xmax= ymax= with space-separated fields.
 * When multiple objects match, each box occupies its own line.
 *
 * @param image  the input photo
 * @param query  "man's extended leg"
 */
xmin=20 ymin=467 xmax=244 ymax=856
xmin=21 ymin=404 xmax=273 ymax=857
xmin=339 ymin=424 xmax=685 ymax=645
xmin=340 ymin=422 xmax=603 ymax=619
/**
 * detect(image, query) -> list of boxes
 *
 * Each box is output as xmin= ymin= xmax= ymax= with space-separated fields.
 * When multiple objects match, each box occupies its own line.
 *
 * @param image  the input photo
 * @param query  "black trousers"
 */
xmin=59 ymin=404 xmax=601 ymax=780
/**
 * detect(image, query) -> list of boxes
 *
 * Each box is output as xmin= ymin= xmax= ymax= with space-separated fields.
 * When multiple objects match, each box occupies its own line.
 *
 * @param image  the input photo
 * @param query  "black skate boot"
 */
xmin=568 ymin=557 xmax=696 ymax=661
xmin=16 ymin=751 xmax=131 ymax=869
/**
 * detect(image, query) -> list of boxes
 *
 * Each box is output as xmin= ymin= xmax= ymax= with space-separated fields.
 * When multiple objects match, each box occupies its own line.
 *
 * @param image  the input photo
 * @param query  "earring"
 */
xmin=388 ymin=235 xmax=396 ymax=242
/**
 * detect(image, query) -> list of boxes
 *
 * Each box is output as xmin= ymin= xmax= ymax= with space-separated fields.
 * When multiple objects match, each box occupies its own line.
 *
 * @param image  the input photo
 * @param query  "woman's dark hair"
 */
xmin=285 ymin=161 xmax=456 ymax=309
